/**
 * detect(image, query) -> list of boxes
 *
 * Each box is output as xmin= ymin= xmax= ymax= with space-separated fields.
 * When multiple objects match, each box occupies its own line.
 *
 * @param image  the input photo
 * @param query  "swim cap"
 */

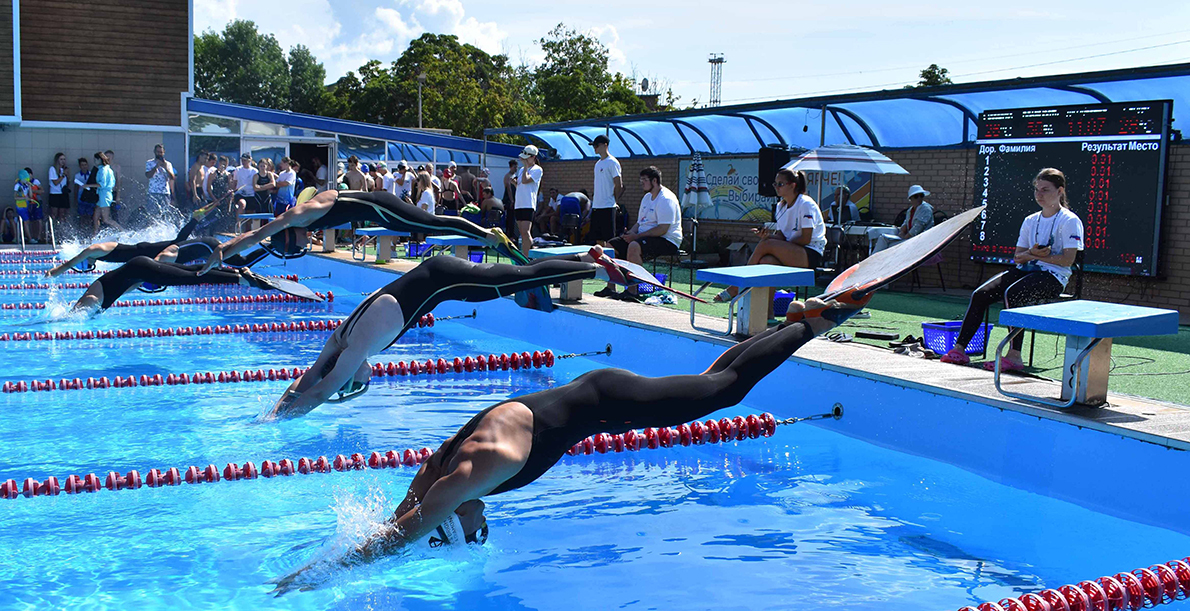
xmin=295 ymin=186 xmax=317 ymax=207
xmin=426 ymin=514 xmax=488 ymax=549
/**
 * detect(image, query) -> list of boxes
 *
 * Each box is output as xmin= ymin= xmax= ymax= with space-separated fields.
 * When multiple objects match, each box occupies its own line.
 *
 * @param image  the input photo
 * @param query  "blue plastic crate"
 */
xmin=468 ymin=250 xmax=485 ymax=263
xmin=773 ymin=291 xmax=797 ymax=316
xmin=921 ymin=321 xmax=993 ymax=355
xmin=405 ymin=242 xmax=432 ymax=257
xmin=636 ymin=273 xmax=668 ymax=294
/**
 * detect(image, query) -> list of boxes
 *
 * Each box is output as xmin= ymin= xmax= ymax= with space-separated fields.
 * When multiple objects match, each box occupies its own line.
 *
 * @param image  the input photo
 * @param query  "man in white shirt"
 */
xmin=513 ymin=145 xmax=543 ymax=257
xmin=589 ymin=134 xmax=623 ymax=244
xmin=596 ymin=165 xmax=682 ymax=301
xmin=145 ymin=144 xmax=176 ymax=216
xmin=231 ymin=153 xmax=260 ymax=219
xmin=312 ymin=156 xmax=329 ymax=192
xmin=393 ymin=161 xmax=414 ymax=202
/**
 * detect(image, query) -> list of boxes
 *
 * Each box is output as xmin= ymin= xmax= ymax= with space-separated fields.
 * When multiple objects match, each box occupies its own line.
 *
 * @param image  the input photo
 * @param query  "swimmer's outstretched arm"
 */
xmin=199 ymin=191 xmax=334 ymax=274
xmin=271 ymin=457 xmax=506 ymax=595
xmin=46 ymin=243 xmax=116 ymax=277
xmin=265 ymin=340 xmax=374 ymax=420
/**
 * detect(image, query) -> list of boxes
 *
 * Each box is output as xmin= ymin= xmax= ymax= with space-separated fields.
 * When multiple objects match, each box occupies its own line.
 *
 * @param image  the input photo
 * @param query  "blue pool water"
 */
xmin=2 ymin=252 xmax=1189 ymax=610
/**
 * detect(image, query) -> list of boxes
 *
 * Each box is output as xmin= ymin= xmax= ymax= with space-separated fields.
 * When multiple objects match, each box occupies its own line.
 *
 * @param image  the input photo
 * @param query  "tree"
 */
xmin=914 ymin=64 xmax=953 ymax=88
xmin=288 ymin=45 xmax=332 ymax=115
xmin=194 ymin=20 xmax=290 ymax=109
xmin=533 ymin=24 xmax=647 ymax=122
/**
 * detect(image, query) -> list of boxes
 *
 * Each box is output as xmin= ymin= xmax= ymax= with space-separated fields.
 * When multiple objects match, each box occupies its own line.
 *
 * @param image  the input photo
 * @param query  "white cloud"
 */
xmin=589 ymin=25 xmax=627 ymax=68
xmin=193 ymin=0 xmax=506 ymax=82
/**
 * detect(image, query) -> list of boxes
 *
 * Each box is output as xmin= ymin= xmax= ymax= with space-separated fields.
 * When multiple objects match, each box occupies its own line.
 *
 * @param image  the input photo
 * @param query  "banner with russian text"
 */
xmin=679 ymin=156 xmax=871 ymax=222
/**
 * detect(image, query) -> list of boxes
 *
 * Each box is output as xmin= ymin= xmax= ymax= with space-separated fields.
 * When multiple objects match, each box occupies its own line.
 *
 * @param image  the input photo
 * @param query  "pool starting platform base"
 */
xmin=996 ymin=300 xmax=1180 ymax=409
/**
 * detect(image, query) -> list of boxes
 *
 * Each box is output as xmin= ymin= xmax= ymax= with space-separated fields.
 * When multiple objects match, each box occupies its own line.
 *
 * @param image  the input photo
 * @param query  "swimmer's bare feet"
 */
xmin=786 ymin=295 xmax=872 ymax=331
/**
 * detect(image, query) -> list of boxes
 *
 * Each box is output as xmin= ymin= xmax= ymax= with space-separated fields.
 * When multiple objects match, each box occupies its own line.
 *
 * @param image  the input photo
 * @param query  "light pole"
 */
xmin=417 ymin=71 xmax=427 ymax=129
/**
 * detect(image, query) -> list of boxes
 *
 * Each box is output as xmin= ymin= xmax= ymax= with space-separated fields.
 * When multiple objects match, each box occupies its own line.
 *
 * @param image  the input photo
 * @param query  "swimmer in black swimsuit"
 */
xmin=263 ymin=246 xmax=633 ymax=420
xmin=271 ymin=301 xmax=850 ymax=594
xmin=47 ymin=199 xmax=223 ymax=277
xmin=198 ymin=189 xmax=525 ymax=275
xmin=69 ymin=256 xmax=305 ymax=315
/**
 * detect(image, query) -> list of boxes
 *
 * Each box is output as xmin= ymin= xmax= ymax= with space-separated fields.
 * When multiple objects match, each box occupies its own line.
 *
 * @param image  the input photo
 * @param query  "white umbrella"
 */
xmin=682 ymin=152 xmax=713 ymax=212
xmin=681 ymin=153 xmax=713 ymax=253
xmin=781 ymin=144 xmax=908 ymax=175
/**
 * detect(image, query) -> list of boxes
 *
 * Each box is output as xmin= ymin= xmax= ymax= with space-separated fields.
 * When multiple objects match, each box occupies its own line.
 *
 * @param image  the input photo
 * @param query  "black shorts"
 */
xmin=804 ymin=247 xmax=823 ymax=269
xmin=514 ymin=208 xmax=534 ymax=222
xmin=49 ymin=193 xmax=70 ymax=209
xmin=608 ymin=236 xmax=679 ymax=260
xmin=589 ymin=208 xmax=615 ymax=243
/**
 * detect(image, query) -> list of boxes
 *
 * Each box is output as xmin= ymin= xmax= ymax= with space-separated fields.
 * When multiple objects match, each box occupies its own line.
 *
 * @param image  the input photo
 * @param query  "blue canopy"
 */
xmin=486 ymin=63 xmax=1189 ymax=159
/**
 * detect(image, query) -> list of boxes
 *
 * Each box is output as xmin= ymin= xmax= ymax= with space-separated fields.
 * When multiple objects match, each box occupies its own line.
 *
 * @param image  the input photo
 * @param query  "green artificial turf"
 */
xmin=580 ymin=264 xmax=1190 ymax=407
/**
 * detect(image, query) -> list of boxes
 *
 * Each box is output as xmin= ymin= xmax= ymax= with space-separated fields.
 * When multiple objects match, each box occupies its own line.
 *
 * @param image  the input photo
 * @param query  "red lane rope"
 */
xmin=0 ymin=410 xmax=785 ymax=500
xmin=0 ymin=312 xmax=451 ymax=343
xmin=0 ymin=275 xmax=301 ymax=291
xmin=0 ymin=291 xmax=333 ymax=310
xmin=2 ymin=349 xmax=557 ymax=393
xmin=958 ymin=560 xmax=1190 ymax=610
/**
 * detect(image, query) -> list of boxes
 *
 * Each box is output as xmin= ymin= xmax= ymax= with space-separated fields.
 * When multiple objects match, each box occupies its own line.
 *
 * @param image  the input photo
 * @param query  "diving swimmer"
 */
xmin=68 ymin=256 xmax=316 ymax=315
xmin=270 ymin=298 xmax=860 ymax=594
xmin=46 ymin=199 xmax=223 ymax=277
xmin=263 ymin=246 xmax=633 ymax=420
xmin=198 ymin=189 xmax=526 ymax=275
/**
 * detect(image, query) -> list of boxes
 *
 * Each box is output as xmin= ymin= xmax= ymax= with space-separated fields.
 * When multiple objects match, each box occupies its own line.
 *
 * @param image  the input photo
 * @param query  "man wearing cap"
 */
xmin=514 ymin=145 xmax=543 ymax=256
xmin=590 ymin=135 xmax=623 ymax=245
xmin=872 ymin=185 xmax=934 ymax=254
xmin=393 ymin=161 xmax=415 ymax=202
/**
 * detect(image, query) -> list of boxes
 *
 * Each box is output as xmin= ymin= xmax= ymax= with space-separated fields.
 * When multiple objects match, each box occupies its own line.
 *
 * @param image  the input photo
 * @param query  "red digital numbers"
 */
xmin=1085 ymin=153 xmax=1113 ymax=251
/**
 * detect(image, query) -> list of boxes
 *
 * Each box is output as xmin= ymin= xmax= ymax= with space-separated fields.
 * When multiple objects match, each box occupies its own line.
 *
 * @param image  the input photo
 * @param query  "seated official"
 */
xmin=826 ymin=186 xmax=860 ymax=225
xmin=871 ymin=185 xmax=934 ymax=253
xmin=596 ymin=166 xmax=682 ymax=302
xmin=940 ymin=168 xmax=1084 ymax=371
xmin=715 ymin=169 xmax=826 ymax=302
xmin=534 ymin=188 xmax=560 ymax=235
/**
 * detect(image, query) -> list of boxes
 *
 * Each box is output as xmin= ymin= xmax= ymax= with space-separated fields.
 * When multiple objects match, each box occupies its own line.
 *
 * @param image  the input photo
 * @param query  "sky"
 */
xmin=194 ymin=0 xmax=1190 ymax=112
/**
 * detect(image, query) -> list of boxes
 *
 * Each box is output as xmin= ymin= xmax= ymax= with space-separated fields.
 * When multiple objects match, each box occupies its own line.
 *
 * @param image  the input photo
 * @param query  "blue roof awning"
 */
xmin=486 ymin=63 xmax=1190 ymax=158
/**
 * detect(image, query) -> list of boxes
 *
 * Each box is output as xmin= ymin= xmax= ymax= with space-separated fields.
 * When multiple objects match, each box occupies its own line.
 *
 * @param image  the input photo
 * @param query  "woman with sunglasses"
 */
xmin=716 ymin=168 xmax=826 ymax=302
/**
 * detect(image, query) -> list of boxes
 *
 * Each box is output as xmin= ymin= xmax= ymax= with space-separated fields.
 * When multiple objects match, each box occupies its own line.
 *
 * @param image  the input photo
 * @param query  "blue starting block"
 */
xmin=529 ymin=245 xmax=593 ymax=301
xmin=237 ymin=213 xmax=274 ymax=234
xmin=427 ymin=235 xmax=486 ymax=261
xmin=995 ymin=300 xmax=1179 ymax=408
xmin=353 ymin=227 xmax=411 ymax=262
xmin=691 ymin=264 xmax=815 ymax=336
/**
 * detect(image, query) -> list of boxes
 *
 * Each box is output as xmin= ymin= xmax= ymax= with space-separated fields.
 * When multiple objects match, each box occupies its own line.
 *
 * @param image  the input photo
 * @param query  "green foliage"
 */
xmin=288 ymin=45 xmax=332 ymax=115
xmin=194 ymin=20 xmax=291 ymax=109
xmin=195 ymin=22 xmax=661 ymax=135
xmin=910 ymin=64 xmax=954 ymax=88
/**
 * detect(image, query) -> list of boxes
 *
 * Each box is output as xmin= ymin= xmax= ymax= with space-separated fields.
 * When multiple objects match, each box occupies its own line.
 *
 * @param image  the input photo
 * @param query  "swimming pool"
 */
xmin=2 ymin=252 xmax=1189 ymax=610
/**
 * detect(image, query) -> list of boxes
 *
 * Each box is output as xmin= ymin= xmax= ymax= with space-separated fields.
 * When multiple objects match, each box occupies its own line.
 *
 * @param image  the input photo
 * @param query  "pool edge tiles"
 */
xmin=283 ymin=253 xmax=1190 ymax=537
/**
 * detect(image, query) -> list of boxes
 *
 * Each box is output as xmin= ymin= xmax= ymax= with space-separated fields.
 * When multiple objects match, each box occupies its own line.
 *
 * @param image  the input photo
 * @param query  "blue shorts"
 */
xmin=16 ymin=204 xmax=43 ymax=221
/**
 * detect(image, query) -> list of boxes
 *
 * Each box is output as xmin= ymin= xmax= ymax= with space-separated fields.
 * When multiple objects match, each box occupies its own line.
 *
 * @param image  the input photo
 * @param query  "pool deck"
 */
xmin=317 ymin=250 xmax=1190 ymax=451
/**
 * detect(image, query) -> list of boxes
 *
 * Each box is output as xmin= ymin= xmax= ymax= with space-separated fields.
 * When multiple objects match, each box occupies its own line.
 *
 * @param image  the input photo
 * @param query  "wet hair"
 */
xmin=639 ymin=166 xmax=662 ymax=183
xmin=1034 ymin=167 xmax=1069 ymax=208
xmin=775 ymin=169 xmax=807 ymax=196
xmin=94 ymin=152 xmax=109 ymax=165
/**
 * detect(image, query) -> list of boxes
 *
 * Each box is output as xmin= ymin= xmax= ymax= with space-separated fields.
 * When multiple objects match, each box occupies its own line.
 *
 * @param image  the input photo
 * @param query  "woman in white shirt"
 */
xmin=941 ymin=168 xmax=1084 ymax=371
xmin=716 ymin=169 xmax=826 ymax=302
xmin=415 ymin=172 xmax=435 ymax=212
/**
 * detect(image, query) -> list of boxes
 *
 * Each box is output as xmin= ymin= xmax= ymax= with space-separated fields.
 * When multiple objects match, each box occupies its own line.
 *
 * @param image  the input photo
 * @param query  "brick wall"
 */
xmin=545 ymin=144 xmax=1190 ymax=313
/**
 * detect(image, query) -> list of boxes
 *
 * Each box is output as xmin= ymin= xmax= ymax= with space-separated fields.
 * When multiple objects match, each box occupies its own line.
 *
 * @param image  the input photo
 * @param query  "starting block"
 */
xmin=996 ymin=300 xmax=1179 ymax=408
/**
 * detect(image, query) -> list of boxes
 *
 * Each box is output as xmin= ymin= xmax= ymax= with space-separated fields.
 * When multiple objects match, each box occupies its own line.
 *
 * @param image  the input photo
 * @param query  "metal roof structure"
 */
xmin=188 ymin=98 xmax=523 ymax=160
xmin=485 ymin=63 xmax=1189 ymax=160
